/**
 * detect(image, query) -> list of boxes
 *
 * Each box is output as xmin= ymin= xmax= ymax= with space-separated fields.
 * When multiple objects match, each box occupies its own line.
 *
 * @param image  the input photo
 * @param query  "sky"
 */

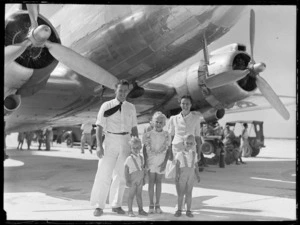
xmin=5 ymin=4 xmax=297 ymax=138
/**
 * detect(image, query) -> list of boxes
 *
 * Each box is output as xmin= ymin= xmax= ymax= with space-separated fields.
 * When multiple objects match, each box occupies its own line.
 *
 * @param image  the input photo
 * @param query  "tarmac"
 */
xmin=3 ymin=137 xmax=296 ymax=222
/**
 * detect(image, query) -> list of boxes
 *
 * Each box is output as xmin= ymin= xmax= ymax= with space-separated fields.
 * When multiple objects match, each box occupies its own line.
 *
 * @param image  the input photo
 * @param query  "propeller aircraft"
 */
xmin=4 ymin=4 xmax=295 ymax=149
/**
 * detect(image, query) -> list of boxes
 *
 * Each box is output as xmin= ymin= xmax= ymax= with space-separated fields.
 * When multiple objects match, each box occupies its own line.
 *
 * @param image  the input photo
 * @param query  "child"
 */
xmin=174 ymin=134 xmax=201 ymax=217
xmin=124 ymin=137 xmax=148 ymax=217
xmin=142 ymin=111 xmax=171 ymax=214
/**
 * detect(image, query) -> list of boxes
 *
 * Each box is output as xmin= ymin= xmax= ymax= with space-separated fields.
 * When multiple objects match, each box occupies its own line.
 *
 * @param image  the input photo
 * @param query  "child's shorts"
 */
xmin=178 ymin=167 xmax=195 ymax=186
xmin=130 ymin=170 xmax=144 ymax=187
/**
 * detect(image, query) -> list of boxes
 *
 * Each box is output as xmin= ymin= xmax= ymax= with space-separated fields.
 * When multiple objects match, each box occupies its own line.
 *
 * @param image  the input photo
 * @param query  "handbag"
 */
xmin=165 ymin=160 xmax=176 ymax=179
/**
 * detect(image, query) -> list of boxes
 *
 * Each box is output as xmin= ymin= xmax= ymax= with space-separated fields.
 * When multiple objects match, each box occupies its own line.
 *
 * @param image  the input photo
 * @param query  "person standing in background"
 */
xmin=17 ymin=132 xmax=25 ymax=150
xmin=80 ymin=122 xmax=93 ymax=154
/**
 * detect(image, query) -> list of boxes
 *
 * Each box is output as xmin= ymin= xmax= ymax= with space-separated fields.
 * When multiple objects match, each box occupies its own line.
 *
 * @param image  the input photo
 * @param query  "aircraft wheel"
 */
xmin=251 ymin=147 xmax=260 ymax=157
xmin=201 ymin=142 xmax=214 ymax=155
xmin=66 ymin=136 xmax=73 ymax=148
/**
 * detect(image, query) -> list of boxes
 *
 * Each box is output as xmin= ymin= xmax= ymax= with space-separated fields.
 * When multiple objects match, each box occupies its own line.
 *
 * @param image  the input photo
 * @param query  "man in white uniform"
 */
xmin=80 ymin=122 xmax=93 ymax=154
xmin=90 ymin=80 xmax=139 ymax=217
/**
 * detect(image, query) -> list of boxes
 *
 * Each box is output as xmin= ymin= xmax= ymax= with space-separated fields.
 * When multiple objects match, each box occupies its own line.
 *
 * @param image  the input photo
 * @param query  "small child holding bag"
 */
xmin=174 ymin=134 xmax=201 ymax=217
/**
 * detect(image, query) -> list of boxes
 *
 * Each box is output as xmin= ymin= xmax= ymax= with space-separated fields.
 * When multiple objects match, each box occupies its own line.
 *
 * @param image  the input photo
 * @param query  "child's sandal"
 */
xmin=148 ymin=205 xmax=155 ymax=214
xmin=155 ymin=205 xmax=163 ymax=214
xmin=186 ymin=210 xmax=194 ymax=217
xmin=174 ymin=210 xmax=182 ymax=217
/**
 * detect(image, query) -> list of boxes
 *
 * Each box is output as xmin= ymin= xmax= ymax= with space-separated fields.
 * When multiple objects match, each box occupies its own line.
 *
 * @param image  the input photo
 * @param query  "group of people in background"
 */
xmin=16 ymin=127 xmax=53 ymax=151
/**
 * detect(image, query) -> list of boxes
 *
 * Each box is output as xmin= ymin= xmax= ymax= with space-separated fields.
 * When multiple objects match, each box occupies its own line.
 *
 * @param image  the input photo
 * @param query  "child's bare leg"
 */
xmin=185 ymin=183 xmax=194 ymax=211
xmin=136 ymin=183 xmax=143 ymax=210
xmin=148 ymin=172 xmax=156 ymax=206
xmin=128 ymin=185 xmax=137 ymax=213
xmin=155 ymin=174 xmax=163 ymax=206
xmin=177 ymin=182 xmax=186 ymax=210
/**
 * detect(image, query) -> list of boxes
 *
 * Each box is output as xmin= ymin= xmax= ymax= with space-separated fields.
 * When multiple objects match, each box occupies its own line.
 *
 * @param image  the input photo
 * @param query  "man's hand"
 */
xmin=175 ymin=175 xmax=180 ymax=183
xmin=96 ymin=146 xmax=104 ymax=159
xmin=196 ymin=174 xmax=201 ymax=183
xmin=159 ymin=162 xmax=166 ymax=172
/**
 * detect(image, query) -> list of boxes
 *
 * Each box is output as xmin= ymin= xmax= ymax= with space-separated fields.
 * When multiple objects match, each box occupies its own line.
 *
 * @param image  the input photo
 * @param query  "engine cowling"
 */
xmin=4 ymin=94 xmax=21 ymax=116
xmin=201 ymin=108 xmax=225 ymax=123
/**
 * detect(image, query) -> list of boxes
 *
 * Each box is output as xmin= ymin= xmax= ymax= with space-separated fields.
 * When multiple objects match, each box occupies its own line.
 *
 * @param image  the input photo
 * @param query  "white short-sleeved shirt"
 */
xmin=96 ymin=98 xmax=137 ymax=133
xmin=175 ymin=150 xmax=197 ymax=168
xmin=81 ymin=122 xmax=93 ymax=134
xmin=124 ymin=154 xmax=144 ymax=174
xmin=167 ymin=111 xmax=201 ymax=145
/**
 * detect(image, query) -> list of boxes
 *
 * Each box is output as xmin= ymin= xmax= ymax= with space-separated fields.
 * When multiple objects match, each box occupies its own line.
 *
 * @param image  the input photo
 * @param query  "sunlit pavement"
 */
xmin=3 ymin=139 xmax=296 ymax=221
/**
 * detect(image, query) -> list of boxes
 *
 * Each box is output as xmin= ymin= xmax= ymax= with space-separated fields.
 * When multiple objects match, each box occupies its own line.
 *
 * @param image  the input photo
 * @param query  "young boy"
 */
xmin=174 ymin=134 xmax=201 ymax=217
xmin=124 ymin=137 xmax=148 ymax=217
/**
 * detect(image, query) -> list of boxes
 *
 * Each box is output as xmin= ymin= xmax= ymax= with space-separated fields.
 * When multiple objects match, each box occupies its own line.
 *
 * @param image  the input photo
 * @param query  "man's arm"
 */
xmin=96 ymin=125 xmax=104 ymax=158
xmin=195 ymin=136 xmax=202 ymax=161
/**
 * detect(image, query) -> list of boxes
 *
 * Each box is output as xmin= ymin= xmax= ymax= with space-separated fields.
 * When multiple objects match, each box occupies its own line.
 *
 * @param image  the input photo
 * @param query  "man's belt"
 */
xmin=107 ymin=131 xmax=129 ymax=135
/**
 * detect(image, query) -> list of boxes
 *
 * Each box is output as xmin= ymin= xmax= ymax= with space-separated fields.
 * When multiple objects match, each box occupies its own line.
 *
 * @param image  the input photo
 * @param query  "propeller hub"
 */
xmin=253 ymin=62 xmax=266 ymax=73
xmin=28 ymin=25 xmax=52 ymax=47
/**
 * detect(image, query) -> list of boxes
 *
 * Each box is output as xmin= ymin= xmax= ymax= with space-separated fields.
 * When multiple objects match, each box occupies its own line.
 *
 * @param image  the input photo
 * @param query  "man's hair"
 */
xmin=115 ymin=79 xmax=130 ymax=89
xmin=243 ymin=123 xmax=248 ymax=128
xmin=179 ymin=95 xmax=193 ymax=104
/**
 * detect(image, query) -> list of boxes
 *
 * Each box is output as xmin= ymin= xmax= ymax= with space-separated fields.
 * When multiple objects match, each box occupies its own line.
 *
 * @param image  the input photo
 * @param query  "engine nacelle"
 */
xmin=201 ymin=108 xmax=225 ymax=123
xmin=4 ymin=94 xmax=21 ymax=116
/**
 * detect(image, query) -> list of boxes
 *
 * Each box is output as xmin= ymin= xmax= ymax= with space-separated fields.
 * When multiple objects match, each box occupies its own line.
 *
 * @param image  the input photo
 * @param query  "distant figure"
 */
xmin=213 ymin=122 xmax=224 ymax=138
xmin=25 ymin=131 xmax=33 ymax=150
xmin=17 ymin=132 xmax=25 ymax=150
xmin=80 ymin=122 xmax=93 ymax=154
xmin=223 ymin=125 xmax=245 ymax=165
xmin=36 ymin=130 xmax=44 ymax=150
xmin=240 ymin=123 xmax=252 ymax=158
xmin=44 ymin=128 xmax=52 ymax=151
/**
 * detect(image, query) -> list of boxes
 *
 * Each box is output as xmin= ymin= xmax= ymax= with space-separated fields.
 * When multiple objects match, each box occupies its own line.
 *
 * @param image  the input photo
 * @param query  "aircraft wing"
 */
xmin=225 ymin=93 xmax=296 ymax=114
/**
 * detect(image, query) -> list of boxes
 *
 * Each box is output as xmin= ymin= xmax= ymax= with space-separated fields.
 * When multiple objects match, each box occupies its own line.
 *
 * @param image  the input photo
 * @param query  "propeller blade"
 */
xmin=44 ymin=41 xmax=119 ymax=90
xmin=203 ymin=33 xmax=209 ymax=65
xmin=256 ymin=75 xmax=290 ymax=120
xmin=5 ymin=39 xmax=32 ymax=64
xmin=250 ymin=9 xmax=255 ymax=62
xmin=205 ymin=70 xmax=249 ymax=88
xmin=26 ymin=4 xmax=39 ymax=28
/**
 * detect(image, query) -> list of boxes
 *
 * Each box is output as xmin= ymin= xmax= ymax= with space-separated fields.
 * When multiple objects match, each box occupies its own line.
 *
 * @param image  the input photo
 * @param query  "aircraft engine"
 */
xmin=201 ymin=108 xmax=225 ymax=122
xmin=5 ymin=10 xmax=61 ymax=97
xmin=4 ymin=94 xmax=21 ymax=116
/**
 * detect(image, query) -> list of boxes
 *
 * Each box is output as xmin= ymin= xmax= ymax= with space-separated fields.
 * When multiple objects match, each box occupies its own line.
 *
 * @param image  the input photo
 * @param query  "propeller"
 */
xmin=246 ymin=9 xmax=290 ymax=120
xmin=5 ymin=4 xmax=119 ymax=90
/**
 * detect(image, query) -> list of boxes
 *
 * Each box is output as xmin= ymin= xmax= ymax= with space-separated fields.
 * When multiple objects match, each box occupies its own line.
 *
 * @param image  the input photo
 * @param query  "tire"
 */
xmin=201 ymin=142 xmax=214 ymax=155
xmin=66 ymin=135 xmax=73 ymax=148
xmin=251 ymin=148 xmax=260 ymax=157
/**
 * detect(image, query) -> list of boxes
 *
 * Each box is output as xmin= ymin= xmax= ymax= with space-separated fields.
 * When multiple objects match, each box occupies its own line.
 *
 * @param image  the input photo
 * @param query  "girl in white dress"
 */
xmin=142 ymin=112 xmax=171 ymax=214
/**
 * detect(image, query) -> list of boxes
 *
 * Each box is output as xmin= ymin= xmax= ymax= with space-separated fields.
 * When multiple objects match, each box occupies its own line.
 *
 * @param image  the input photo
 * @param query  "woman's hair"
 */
xmin=129 ymin=136 xmax=142 ymax=146
xmin=179 ymin=95 xmax=193 ymax=104
xmin=152 ymin=111 xmax=167 ymax=123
